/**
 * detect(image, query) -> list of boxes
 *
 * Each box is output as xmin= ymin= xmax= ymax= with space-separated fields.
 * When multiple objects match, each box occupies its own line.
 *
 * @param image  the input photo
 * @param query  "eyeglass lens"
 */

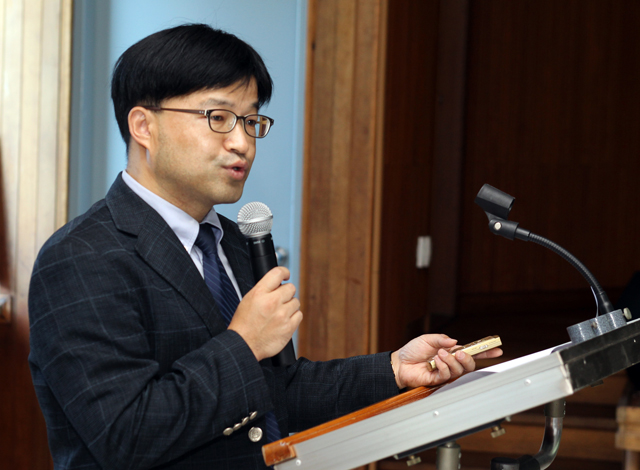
xmin=208 ymin=110 xmax=271 ymax=138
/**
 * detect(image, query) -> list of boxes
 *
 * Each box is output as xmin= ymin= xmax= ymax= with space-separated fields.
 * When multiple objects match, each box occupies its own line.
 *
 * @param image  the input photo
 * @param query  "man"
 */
xmin=28 ymin=24 xmax=501 ymax=470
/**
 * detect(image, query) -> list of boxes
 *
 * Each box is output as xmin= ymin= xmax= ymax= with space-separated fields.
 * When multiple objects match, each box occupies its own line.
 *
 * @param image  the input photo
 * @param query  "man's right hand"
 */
xmin=228 ymin=267 xmax=302 ymax=362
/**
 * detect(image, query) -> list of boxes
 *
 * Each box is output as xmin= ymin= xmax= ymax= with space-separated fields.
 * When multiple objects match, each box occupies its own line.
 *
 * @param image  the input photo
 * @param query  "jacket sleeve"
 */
xmin=283 ymin=353 xmax=400 ymax=433
xmin=28 ymin=235 xmax=271 ymax=470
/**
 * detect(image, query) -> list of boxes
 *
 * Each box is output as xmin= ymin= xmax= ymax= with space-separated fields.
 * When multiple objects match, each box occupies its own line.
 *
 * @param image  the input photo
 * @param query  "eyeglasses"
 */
xmin=143 ymin=107 xmax=274 ymax=138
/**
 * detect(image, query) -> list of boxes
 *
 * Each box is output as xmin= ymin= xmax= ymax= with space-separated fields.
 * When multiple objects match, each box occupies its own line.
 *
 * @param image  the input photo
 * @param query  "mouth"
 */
xmin=225 ymin=162 xmax=248 ymax=180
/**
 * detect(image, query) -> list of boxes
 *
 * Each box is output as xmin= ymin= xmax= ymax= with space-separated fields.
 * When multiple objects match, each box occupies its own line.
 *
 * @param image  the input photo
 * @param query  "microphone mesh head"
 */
xmin=237 ymin=202 xmax=273 ymax=238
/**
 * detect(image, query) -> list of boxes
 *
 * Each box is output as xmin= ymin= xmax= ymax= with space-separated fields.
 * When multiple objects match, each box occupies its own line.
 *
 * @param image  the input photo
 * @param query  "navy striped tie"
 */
xmin=195 ymin=224 xmax=281 ymax=442
xmin=195 ymin=224 xmax=238 ymax=324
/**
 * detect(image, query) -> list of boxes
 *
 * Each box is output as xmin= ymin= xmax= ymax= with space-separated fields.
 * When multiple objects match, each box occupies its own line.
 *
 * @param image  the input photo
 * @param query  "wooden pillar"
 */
xmin=0 ymin=0 xmax=72 ymax=467
xmin=298 ymin=0 xmax=388 ymax=360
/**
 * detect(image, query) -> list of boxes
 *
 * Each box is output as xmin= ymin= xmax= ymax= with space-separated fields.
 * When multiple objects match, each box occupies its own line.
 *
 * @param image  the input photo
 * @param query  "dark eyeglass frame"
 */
xmin=143 ymin=106 xmax=274 ymax=138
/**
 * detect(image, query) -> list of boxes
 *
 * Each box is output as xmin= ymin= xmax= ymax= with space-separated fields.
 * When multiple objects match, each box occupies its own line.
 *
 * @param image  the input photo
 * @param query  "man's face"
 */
xmin=142 ymin=80 xmax=259 ymax=221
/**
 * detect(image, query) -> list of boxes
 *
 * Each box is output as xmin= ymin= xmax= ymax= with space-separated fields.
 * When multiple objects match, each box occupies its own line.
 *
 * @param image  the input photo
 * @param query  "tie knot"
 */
xmin=195 ymin=224 xmax=219 ymax=256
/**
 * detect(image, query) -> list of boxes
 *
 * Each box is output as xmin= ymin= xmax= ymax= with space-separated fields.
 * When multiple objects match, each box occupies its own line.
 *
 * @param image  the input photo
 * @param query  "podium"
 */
xmin=263 ymin=318 xmax=640 ymax=470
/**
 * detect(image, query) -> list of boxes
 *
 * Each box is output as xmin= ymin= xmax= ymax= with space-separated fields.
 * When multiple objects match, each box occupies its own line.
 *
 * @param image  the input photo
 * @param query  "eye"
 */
xmin=209 ymin=113 xmax=226 ymax=122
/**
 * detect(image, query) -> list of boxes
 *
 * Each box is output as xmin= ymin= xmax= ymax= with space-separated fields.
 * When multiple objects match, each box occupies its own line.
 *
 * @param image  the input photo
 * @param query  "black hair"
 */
xmin=111 ymin=23 xmax=273 ymax=148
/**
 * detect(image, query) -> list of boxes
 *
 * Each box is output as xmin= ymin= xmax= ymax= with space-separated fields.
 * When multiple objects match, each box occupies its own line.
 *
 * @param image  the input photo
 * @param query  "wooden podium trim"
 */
xmin=262 ymin=382 xmax=451 ymax=466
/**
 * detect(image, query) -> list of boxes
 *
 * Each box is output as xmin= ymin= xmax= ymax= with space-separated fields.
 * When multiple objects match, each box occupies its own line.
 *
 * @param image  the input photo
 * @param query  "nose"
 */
xmin=223 ymin=119 xmax=252 ymax=155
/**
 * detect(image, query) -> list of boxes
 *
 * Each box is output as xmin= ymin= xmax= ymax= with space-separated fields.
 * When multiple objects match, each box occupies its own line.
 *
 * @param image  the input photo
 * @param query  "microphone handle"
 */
xmin=247 ymin=234 xmax=297 ymax=366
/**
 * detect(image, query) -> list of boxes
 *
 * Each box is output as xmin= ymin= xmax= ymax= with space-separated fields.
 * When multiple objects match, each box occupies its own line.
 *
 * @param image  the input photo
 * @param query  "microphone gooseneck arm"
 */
xmin=487 ymin=217 xmax=614 ymax=315
xmin=527 ymin=232 xmax=614 ymax=314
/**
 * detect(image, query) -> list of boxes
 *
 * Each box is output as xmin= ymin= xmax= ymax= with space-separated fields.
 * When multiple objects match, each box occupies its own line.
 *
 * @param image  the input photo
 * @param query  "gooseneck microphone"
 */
xmin=237 ymin=202 xmax=297 ymax=366
xmin=475 ymin=184 xmax=631 ymax=343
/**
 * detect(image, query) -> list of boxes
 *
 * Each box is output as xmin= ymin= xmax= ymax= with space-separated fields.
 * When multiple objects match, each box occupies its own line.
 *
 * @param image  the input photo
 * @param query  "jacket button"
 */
xmin=249 ymin=411 xmax=258 ymax=420
xmin=242 ymin=417 xmax=250 ymax=426
xmin=233 ymin=423 xmax=242 ymax=431
xmin=223 ymin=427 xmax=233 ymax=436
xmin=248 ymin=426 xmax=263 ymax=442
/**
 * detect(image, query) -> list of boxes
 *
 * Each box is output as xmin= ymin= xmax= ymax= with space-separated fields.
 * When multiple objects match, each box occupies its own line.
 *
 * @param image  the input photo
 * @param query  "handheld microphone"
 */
xmin=237 ymin=202 xmax=297 ymax=366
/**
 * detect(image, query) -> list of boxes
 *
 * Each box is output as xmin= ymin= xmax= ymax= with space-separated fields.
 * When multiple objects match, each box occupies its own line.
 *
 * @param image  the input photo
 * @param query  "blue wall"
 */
xmin=69 ymin=0 xmax=307 ymax=306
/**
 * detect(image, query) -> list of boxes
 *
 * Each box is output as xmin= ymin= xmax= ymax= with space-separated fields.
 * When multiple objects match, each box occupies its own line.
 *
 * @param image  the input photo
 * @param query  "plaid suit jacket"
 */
xmin=28 ymin=174 xmax=398 ymax=470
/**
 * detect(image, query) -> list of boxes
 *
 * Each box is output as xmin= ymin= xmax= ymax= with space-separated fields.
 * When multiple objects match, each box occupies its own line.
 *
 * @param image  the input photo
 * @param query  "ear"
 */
xmin=128 ymin=106 xmax=155 ymax=151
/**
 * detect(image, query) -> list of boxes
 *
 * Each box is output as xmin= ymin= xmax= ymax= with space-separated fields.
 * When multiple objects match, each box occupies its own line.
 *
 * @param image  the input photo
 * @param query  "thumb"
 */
xmin=425 ymin=334 xmax=458 ymax=350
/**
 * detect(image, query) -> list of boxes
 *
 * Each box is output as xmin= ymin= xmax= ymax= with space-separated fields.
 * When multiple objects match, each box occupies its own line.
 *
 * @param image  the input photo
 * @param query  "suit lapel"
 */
xmin=106 ymin=174 xmax=227 ymax=335
xmin=137 ymin=219 xmax=228 ymax=335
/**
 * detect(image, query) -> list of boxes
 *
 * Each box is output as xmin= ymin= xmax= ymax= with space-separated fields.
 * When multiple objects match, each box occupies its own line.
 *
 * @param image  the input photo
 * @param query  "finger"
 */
xmin=290 ymin=309 xmax=303 ymax=327
xmin=453 ymin=350 xmax=476 ymax=372
xmin=256 ymin=266 xmax=291 ymax=291
xmin=439 ymin=348 xmax=466 ymax=376
xmin=475 ymin=348 xmax=503 ymax=360
xmin=278 ymin=282 xmax=297 ymax=302
xmin=279 ymin=309 xmax=303 ymax=340
xmin=434 ymin=350 xmax=452 ymax=381
xmin=284 ymin=298 xmax=301 ymax=317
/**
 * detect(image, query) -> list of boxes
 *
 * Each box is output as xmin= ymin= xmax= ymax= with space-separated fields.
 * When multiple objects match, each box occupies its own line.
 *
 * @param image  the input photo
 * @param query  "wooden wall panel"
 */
xmin=424 ymin=0 xmax=469 ymax=327
xmin=298 ymin=0 xmax=387 ymax=361
xmin=0 ymin=0 xmax=72 ymax=467
xmin=460 ymin=0 xmax=640 ymax=297
xmin=301 ymin=1 xmax=640 ymax=468
xmin=303 ymin=1 xmax=640 ymax=467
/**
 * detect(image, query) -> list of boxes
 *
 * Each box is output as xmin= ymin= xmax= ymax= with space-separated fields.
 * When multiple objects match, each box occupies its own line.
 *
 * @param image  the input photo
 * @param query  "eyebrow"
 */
xmin=201 ymin=98 xmax=231 ymax=107
xmin=200 ymin=97 xmax=260 ymax=111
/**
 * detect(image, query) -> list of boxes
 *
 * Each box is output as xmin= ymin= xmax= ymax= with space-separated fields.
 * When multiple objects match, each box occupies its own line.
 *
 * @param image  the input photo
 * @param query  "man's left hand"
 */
xmin=390 ymin=334 xmax=503 ymax=389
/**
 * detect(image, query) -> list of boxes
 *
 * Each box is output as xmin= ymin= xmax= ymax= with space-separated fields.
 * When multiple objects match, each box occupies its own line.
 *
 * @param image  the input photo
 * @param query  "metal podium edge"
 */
xmin=275 ymin=319 xmax=640 ymax=470
xmin=276 ymin=351 xmax=571 ymax=470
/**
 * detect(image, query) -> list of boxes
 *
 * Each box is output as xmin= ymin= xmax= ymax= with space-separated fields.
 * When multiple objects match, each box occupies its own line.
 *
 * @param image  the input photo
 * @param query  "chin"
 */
xmin=217 ymin=192 xmax=243 ymax=206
